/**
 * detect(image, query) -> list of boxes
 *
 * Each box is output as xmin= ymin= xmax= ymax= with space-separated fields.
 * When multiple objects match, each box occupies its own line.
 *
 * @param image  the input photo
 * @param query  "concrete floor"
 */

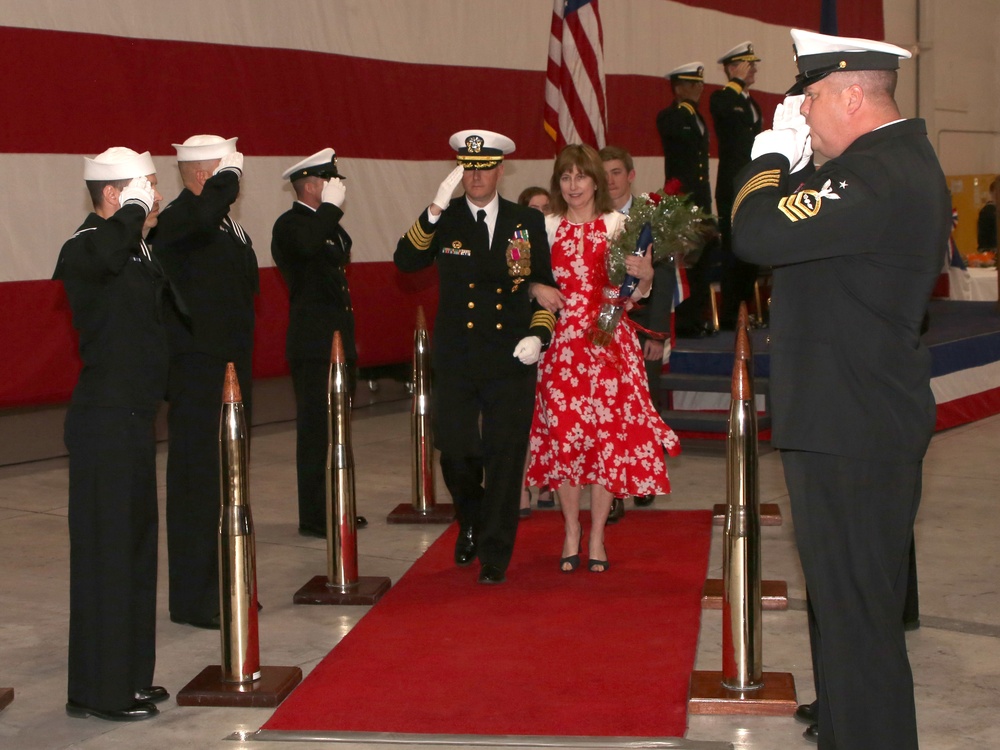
xmin=0 ymin=385 xmax=996 ymax=750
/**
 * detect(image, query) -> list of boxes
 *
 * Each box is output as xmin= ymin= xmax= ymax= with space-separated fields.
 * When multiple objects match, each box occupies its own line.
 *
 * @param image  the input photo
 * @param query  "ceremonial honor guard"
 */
xmin=271 ymin=148 xmax=366 ymax=537
xmin=656 ymin=62 xmax=711 ymax=210
xmin=656 ymin=62 xmax=716 ymax=338
xmin=711 ymin=41 xmax=763 ymax=328
xmin=56 ymin=147 xmax=170 ymax=721
xmin=394 ymin=130 xmax=556 ymax=584
xmin=149 ymin=134 xmax=259 ymax=629
xmin=731 ymin=29 xmax=950 ymax=748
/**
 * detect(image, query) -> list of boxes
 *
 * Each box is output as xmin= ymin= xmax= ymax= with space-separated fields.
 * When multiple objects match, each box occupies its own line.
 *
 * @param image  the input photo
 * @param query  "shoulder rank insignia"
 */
xmin=778 ymin=179 xmax=841 ymax=222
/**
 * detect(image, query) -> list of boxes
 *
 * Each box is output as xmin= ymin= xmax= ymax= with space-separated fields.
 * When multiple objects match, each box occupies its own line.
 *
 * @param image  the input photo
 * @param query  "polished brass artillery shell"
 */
xmin=218 ymin=363 xmax=261 ymax=684
xmin=326 ymin=332 xmax=359 ymax=591
xmin=722 ymin=324 xmax=763 ymax=690
xmin=411 ymin=306 xmax=436 ymax=512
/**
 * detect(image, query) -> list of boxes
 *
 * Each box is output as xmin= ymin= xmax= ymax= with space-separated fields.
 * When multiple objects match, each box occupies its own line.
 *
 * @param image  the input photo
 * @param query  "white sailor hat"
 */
xmin=718 ymin=41 xmax=761 ymax=65
xmin=83 ymin=147 xmax=156 ymax=181
xmin=448 ymin=129 xmax=515 ymax=170
xmin=665 ymin=62 xmax=705 ymax=82
xmin=282 ymin=148 xmax=346 ymax=181
xmin=787 ymin=28 xmax=911 ymax=94
xmin=172 ymin=134 xmax=238 ymax=162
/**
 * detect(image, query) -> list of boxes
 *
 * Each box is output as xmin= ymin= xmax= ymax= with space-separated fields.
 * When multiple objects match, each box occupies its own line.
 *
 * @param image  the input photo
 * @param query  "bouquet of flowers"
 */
xmin=588 ymin=180 xmax=715 ymax=347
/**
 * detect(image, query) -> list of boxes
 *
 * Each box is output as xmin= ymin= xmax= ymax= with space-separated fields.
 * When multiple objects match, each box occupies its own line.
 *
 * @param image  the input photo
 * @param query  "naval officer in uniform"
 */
xmin=711 ymin=41 xmax=764 ymax=329
xmin=271 ymin=148 xmax=367 ymax=537
xmin=56 ymin=147 xmax=170 ymax=721
xmin=394 ymin=130 xmax=556 ymax=584
xmin=149 ymin=134 xmax=259 ymax=629
xmin=732 ymin=29 xmax=950 ymax=749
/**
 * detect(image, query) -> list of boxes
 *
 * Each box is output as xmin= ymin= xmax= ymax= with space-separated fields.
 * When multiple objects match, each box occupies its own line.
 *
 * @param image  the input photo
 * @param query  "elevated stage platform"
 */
xmin=665 ymin=300 xmax=1000 ymax=434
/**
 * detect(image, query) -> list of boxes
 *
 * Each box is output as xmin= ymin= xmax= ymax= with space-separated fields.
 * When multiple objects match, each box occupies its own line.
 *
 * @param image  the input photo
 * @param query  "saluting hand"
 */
xmin=118 ymin=176 xmax=155 ymax=215
xmin=322 ymin=177 xmax=346 ymax=207
xmin=214 ymin=151 xmax=244 ymax=178
xmin=430 ymin=165 xmax=464 ymax=215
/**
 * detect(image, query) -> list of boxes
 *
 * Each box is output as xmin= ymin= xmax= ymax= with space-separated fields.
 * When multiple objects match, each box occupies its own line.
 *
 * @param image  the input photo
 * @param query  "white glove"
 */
xmin=118 ymin=176 xmax=155 ymax=215
xmin=751 ymin=96 xmax=811 ymax=168
xmin=432 ymin=165 xmax=464 ymax=211
xmin=322 ymin=177 xmax=346 ymax=207
xmin=513 ymin=336 xmax=542 ymax=365
xmin=214 ymin=151 xmax=244 ymax=177
xmin=773 ymin=95 xmax=812 ymax=173
xmin=790 ymin=133 xmax=813 ymax=174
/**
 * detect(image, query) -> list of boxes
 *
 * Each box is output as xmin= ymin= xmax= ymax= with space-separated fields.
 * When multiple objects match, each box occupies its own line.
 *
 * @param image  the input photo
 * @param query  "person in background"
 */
xmin=976 ymin=175 xmax=998 ymax=252
xmin=271 ymin=147 xmax=368 ymax=538
xmin=600 ymin=145 xmax=673 ymax=521
xmin=711 ymin=41 xmax=763 ymax=329
xmin=657 ymin=61 xmax=718 ymax=338
xmin=515 ymin=185 xmax=556 ymax=516
xmin=518 ymin=186 xmax=551 ymax=215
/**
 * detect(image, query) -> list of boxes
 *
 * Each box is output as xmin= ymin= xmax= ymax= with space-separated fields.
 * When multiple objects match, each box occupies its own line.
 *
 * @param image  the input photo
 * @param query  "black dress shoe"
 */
xmin=356 ymin=515 xmax=368 ymax=529
xmin=66 ymin=699 xmax=158 ymax=722
xmin=478 ymin=564 xmax=506 ymax=584
xmin=607 ymin=496 xmax=625 ymax=524
xmin=454 ymin=525 xmax=477 ymax=566
xmin=795 ymin=700 xmax=817 ymax=724
xmin=169 ymin=613 xmax=221 ymax=630
xmin=803 ymin=723 xmax=818 ymax=743
xmin=633 ymin=494 xmax=655 ymax=507
xmin=134 ymin=686 xmax=169 ymax=703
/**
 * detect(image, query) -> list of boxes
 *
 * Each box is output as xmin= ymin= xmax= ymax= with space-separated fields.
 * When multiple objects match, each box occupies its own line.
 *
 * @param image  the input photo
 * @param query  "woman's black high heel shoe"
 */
xmin=560 ymin=529 xmax=583 ymax=573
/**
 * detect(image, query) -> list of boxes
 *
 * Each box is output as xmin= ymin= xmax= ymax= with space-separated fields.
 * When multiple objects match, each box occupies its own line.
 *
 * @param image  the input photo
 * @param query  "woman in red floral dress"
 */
xmin=526 ymin=145 xmax=680 ymax=572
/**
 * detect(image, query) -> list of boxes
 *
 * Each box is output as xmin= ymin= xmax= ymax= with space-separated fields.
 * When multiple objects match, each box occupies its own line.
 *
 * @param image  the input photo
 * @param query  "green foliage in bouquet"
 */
xmin=606 ymin=183 xmax=715 ymax=287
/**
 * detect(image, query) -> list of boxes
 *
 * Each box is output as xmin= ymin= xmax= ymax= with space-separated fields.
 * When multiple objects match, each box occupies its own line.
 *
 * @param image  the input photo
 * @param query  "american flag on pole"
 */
xmin=543 ymin=0 xmax=608 ymax=151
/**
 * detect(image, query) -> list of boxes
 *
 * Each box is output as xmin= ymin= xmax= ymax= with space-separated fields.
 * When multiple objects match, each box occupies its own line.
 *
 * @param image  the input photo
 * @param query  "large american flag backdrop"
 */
xmin=0 ymin=1 xmax=883 ymax=408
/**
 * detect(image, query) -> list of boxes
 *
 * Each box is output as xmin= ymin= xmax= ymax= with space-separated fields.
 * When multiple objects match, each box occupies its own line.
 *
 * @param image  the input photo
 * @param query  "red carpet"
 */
xmin=263 ymin=509 xmax=713 ymax=738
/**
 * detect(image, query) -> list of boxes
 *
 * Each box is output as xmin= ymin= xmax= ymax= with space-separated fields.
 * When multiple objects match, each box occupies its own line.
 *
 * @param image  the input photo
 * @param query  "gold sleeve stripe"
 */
xmin=680 ymin=101 xmax=695 ymax=115
xmin=404 ymin=220 xmax=434 ymax=251
xmin=725 ymin=80 xmax=744 ymax=95
xmin=531 ymin=309 xmax=556 ymax=332
xmin=731 ymin=169 xmax=782 ymax=220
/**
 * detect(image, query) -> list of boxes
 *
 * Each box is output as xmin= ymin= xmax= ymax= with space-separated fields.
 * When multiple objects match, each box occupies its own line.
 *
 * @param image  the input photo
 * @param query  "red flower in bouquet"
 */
xmin=663 ymin=178 xmax=684 ymax=196
xmin=646 ymin=191 xmax=662 ymax=206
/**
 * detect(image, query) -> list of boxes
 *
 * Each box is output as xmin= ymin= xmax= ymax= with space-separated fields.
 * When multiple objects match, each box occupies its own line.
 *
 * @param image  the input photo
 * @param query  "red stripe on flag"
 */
xmin=0 ymin=26 xmax=781 ymax=161
xmin=664 ymin=0 xmax=883 ymax=37
xmin=543 ymin=0 xmax=608 ymax=152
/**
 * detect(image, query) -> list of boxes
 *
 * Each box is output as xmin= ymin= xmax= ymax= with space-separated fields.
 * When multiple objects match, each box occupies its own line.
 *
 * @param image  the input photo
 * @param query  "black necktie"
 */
xmin=476 ymin=209 xmax=489 ymax=249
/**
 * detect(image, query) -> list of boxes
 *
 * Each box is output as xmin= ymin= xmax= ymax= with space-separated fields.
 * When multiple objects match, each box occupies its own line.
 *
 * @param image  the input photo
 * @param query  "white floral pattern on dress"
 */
xmin=526 ymin=216 xmax=680 ymax=496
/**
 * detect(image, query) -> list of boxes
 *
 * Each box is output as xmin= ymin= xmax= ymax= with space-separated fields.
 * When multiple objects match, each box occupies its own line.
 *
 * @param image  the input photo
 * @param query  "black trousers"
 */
xmin=66 ymin=406 xmax=158 ymax=711
xmin=783 ymin=450 xmax=921 ymax=750
xmin=289 ymin=357 xmax=357 ymax=530
xmin=433 ymin=367 xmax=536 ymax=571
xmin=166 ymin=351 xmax=252 ymax=621
xmin=717 ymin=208 xmax=758 ymax=326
